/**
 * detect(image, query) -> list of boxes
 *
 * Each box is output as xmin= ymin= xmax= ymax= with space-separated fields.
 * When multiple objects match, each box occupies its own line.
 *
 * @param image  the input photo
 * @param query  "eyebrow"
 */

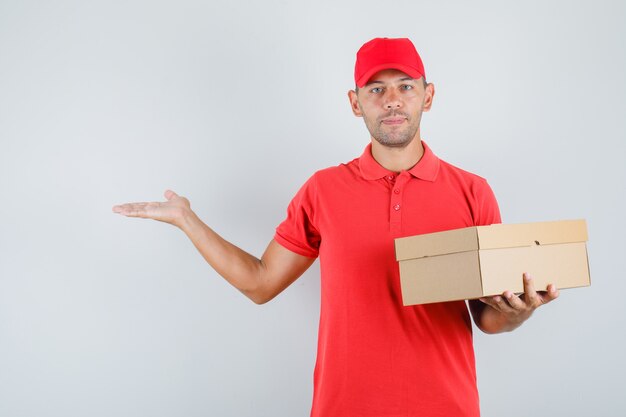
xmin=364 ymin=77 xmax=416 ymax=87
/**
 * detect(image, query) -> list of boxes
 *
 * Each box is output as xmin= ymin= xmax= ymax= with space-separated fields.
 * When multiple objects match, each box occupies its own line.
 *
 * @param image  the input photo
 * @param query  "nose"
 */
xmin=384 ymin=90 xmax=402 ymax=109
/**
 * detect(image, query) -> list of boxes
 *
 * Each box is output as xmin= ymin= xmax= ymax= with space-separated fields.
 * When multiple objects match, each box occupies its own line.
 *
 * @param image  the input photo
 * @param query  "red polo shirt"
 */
xmin=275 ymin=141 xmax=501 ymax=417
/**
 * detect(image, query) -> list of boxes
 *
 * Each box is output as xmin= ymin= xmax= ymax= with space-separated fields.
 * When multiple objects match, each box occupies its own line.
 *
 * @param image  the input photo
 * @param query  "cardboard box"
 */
xmin=394 ymin=219 xmax=591 ymax=306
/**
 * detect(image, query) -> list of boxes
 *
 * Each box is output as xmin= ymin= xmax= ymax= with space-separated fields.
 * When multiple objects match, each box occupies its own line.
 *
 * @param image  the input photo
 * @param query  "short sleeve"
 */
xmin=473 ymin=178 xmax=502 ymax=226
xmin=274 ymin=174 xmax=321 ymax=258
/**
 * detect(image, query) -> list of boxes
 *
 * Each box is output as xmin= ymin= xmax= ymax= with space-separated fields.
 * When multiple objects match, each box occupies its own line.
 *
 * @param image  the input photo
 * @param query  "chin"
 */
xmin=374 ymin=136 xmax=415 ymax=149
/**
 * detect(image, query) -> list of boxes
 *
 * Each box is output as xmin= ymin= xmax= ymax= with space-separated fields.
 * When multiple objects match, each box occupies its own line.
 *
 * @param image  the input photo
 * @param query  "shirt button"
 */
xmin=393 ymin=188 xmax=400 ymax=194
xmin=393 ymin=204 xmax=401 ymax=211
xmin=387 ymin=175 xmax=394 ymax=181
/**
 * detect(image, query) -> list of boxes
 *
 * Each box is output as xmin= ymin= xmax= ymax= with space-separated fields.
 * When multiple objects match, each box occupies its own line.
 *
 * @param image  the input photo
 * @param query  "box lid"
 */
xmin=395 ymin=219 xmax=588 ymax=261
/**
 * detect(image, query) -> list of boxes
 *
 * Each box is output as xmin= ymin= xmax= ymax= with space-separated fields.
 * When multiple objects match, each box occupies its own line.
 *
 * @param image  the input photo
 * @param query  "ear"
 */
xmin=348 ymin=90 xmax=363 ymax=117
xmin=422 ymin=83 xmax=435 ymax=112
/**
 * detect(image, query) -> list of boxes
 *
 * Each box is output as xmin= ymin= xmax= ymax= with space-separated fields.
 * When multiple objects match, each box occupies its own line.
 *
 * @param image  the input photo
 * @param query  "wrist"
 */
xmin=178 ymin=207 xmax=199 ymax=233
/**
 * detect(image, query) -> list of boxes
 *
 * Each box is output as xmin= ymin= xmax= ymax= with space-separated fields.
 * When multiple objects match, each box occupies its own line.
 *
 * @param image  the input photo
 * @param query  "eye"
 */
xmin=370 ymin=87 xmax=383 ymax=94
xmin=401 ymin=84 xmax=414 ymax=91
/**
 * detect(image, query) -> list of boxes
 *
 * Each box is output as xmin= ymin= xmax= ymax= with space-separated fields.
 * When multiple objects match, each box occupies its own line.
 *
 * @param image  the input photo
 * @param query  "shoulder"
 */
xmin=435 ymin=156 xmax=501 ymax=225
xmin=290 ymin=157 xmax=358 ymax=200
xmin=308 ymin=156 xmax=361 ymax=184
xmin=435 ymin=157 xmax=498 ymax=205
xmin=437 ymin=157 xmax=491 ymax=189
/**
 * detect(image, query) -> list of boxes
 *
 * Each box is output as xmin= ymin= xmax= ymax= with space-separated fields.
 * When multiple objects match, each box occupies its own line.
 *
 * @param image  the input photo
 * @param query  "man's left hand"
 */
xmin=472 ymin=272 xmax=559 ymax=333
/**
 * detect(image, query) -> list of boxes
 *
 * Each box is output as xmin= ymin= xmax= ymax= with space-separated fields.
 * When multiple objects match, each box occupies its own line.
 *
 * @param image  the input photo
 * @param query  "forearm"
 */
xmin=179 ymin=209 xmax=266 ymax=302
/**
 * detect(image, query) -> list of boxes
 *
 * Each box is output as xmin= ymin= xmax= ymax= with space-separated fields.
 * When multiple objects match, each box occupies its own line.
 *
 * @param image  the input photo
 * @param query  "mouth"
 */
xmin=381 ymin=117 xmax=407 ymax=125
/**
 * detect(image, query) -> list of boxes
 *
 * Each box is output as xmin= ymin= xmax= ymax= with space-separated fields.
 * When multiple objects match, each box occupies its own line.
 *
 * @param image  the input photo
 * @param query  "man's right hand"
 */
xmin=111 ymin=189 xmax=315 ymax=304
xmin=112 ymin=189 xmax=191 ymax=229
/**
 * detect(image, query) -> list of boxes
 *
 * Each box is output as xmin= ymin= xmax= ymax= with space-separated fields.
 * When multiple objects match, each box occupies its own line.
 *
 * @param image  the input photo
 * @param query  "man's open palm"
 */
xmin=112 ymin=190 xmax=190 ymax=228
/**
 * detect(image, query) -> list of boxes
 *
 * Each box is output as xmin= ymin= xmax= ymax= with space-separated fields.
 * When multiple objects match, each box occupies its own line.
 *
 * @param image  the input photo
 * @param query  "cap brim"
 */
xmin=356 ymin=63 xmax=424 ymax=88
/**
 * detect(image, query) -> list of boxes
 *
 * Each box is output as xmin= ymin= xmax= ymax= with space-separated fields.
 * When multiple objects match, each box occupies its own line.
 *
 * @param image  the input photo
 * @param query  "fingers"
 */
xmin=521 ymin=272 xmax=543 ymax=307
xmin=503 ymin=290 xmax=525 ymax=310
xmin=479 ymin=295 xmax=516 ymax=313
xmin=112 ymin=190 xmax=177 ymax=213
xmin=112 ymin=203 xmax=143 ymax=214
xmin=112 ymin=202 xmax=152 ymax=218
xmin=538 ymin=283 xmax=560 ymax=304
xmin=521 ymin=273 xmax=561 ymax=307
xmin=479 ymin=282 xmax=538 ymax=313
xmin=484 ymin=276 xmax=560 ymax=310
xmin=112 ymin=189 xmax=186 ymax=225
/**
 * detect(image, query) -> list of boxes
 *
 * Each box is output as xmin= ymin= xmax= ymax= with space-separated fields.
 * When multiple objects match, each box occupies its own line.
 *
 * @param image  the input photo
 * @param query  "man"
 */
xmin=113 ymin=37 xmax=559 ymax=417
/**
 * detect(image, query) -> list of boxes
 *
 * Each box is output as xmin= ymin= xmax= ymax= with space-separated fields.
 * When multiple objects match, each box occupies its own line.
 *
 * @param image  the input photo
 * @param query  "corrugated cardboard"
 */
xmin=394 ymin=219 xmax=591 ymax=305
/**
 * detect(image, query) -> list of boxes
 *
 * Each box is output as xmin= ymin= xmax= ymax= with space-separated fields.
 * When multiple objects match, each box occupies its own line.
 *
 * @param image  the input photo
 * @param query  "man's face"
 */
xmin=348 ymin=69 xmax=434 ymax=148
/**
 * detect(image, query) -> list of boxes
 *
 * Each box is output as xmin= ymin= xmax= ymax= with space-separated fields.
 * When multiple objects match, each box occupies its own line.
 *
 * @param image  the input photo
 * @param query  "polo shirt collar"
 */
xmin=358 ymin=140 xmax=440 ymax=182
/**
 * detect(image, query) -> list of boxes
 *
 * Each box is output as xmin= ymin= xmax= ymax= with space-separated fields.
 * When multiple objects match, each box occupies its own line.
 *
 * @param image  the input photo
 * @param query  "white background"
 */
xmin=1 ymin=0 xmax=625 ymax=416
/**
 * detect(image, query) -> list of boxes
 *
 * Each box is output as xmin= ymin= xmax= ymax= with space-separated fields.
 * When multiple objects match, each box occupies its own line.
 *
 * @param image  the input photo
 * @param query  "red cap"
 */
xmin=354 ymin=37 xmax=426 ymax=88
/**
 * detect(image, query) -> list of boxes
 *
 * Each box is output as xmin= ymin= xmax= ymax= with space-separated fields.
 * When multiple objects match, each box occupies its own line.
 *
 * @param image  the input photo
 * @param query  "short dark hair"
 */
xmin=355 ymin=77 xmax=428 ymax=93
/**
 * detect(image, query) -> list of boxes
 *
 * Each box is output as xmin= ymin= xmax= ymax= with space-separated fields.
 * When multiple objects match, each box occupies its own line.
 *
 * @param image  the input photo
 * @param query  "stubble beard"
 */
xmin=364 ymin=110 xmax=422 ymax=149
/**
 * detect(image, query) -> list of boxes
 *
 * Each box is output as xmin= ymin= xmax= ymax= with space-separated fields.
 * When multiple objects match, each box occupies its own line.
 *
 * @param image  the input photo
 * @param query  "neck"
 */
xmin=371 ymin=134 xmax=425 ymax=173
